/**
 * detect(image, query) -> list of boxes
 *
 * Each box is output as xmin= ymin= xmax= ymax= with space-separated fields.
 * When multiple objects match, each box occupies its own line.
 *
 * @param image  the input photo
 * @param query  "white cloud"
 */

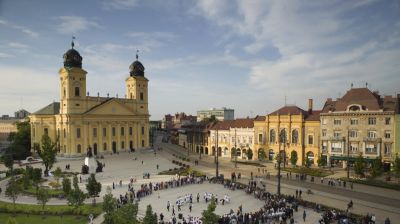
xmin=0 ymin=19 xmax=39 ymax=37
xmin=56 ymin=16 xmax=102 ymax=34
xmin=126 ymin=32 xmax=177 ymax=52
xmin=0 ymin=52 xmax=15 ymax=58
xmin=8 ymin=42 xmax=29 ymax=49
xmin=102 ymin=0 xmax=138 ymax=10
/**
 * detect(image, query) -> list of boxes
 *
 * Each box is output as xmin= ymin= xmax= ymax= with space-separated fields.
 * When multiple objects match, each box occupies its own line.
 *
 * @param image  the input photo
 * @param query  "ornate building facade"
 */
xmin=254 ymin=100 xmax=320 ymax=165
xmin=29 ymin=43 xmax=150 ymax=156
xmin=320 ymin=88 xmax=400 ymax=168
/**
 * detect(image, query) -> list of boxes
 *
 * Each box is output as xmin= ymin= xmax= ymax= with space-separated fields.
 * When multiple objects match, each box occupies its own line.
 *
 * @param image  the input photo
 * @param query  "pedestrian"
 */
xmin=167 ymin=201 xmax=170 ymax=211
xmin=299 ymin=189 xmax=302 ymax=197
xmin=160 ymin=213 xmax=164 ymax=221
xmin=296 ymin=189 xmax=298 ymax=198
xmin=172 ymin=205 xmax=175 ymax=216
xmin=178 ymin=204 xmax=181 ymax=211
xmin=385 ymin=217 xmax=391 ymax=224
xmin=350 ymin=182 xmax=353 ymax=190
xmin=197 ymin=193 xmax=200 ymax=203
xmin=303 ymin=210 xmax=306 ymax=222
xmin=112 ymin=182 xmax=115 ymax=190
xmin=79 ymin=175 xmax=82 ymax=183
xmin=189 ymin=203 xmax=192 ymax=212
xmin=142 ymin=160 xmax=144 ymax=165
xmin=0 ymin=187 xmax=2 ymax=194
xmin=156 ymin=164 xmax=159 ymax=169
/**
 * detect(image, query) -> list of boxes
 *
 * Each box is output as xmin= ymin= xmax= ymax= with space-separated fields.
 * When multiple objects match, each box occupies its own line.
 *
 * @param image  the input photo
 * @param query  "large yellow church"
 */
xmin=29 ymin=41 xmax=150 ymax=156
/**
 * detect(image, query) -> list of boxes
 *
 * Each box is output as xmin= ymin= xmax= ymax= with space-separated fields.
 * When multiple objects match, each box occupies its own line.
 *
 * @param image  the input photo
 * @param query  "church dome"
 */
xmin=63 ymin=41 xmax=82 ymax=68
xmin=129 ymin=52 xmax=145 ymax=77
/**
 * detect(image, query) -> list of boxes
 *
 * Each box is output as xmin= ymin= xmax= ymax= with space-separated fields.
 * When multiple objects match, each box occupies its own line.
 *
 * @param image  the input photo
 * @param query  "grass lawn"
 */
xmin=231 ymin=161 xmax=266 ymax=167
xmin=0 ymin=213 xmax=88 ymax=224
xmin=340 ymin=177 xmax=400 ymax=191
xmin=283 ymin=167 xmax=334 ymax=177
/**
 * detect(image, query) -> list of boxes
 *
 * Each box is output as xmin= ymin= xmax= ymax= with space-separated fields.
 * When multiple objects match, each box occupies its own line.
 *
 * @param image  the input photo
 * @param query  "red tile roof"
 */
xmin=210 ymin=118 xmax=254 ymax=130
xmin=269 ymin=105 xmax=307 ymax=116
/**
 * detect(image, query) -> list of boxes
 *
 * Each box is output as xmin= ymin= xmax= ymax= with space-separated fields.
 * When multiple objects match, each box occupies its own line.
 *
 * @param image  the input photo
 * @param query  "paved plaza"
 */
xmin=0 ymin=135 xmax=399 ymax=223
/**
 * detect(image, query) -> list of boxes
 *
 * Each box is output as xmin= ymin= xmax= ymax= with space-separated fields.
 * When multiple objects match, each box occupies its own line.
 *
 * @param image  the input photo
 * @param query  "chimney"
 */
xmin=308 ymin=99 xmax=313 ymax=113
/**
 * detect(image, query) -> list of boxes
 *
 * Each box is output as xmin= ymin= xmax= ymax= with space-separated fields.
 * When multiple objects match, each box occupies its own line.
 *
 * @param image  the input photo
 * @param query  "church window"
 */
xmin=308 ymin=135 xmax=314 ymax=145
xmin=103 ymin=128 xmax=107 ymax=137
xmin=33 ymin=127 xmax=36 ymax=137
xmin=76 ymin=128 xmax=81 ymax=138
xmin=269 ymin=129 xmax=276 ymax=143
xmin=103 ymin=143 xmax=107 ymax=151
xmin=77 ymin=144 xmax=81 ymax=153
xmin=141 ymin=126 xmax=145 ymax=135
xmin=44 ymin=128 xmax=48 ymax=135
xmin=292 ymin=130 xmax=298 ymax=144
xmin=129 ymin=127 xmax=133 ymax=135
xmin=75 ymin=87 xmax=80 ymax=97
xmin=57 ymin=129 xmax=60 ymax=138
xmin=142 ymin=140 xmax=145 ymax=147
xmin=140 ymin=92 xmax=144 ymax=101
xmin=63 ymin=128 xmax=66 ymax=138
xmin=112 ymin=127 xmax=116 ymax=136
xmin=121 ymin=127 xmax=125 ymax=136
xmin=121 ymin=141 xmax=125 ymax=149
xmin=93 ymin=128 xmax=97 ymax=137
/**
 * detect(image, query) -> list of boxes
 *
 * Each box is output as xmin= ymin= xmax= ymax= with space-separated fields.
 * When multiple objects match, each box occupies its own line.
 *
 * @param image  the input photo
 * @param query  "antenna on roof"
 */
xmin=136 ymin=49 xmax=139 ymax=60
xmin=71 ymin=36 xmax=75 ymax=49
xmin=366 ymin=82 xmax=368 ymax=88
xmin=351 ymin=83 xmax=353 ymax=89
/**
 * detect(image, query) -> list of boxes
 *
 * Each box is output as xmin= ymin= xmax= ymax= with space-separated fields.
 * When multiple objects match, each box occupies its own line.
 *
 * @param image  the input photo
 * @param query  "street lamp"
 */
xmin=347 ymin=128 xmax=350 ymax=178
xmin=234 ymin=128 xmax=238 ymax=168
xmin=215 ymin=128 xmax=219 ymax=178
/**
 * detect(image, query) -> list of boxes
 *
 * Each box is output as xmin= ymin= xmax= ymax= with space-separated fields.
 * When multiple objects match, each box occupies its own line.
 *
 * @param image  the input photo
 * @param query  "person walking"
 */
xmin=172 ymin=205 xmax=175 ymax=216
xmin=197 ymin=193 xmax=200 ymax=203
xmin=189 ymin=203 xmax=192 ymax=212
xmin=167 ymin=201 xmax=170 ymax=211
xmin=303 ymin=210 xmax=306 ymax=222
xmin=295 ymin=189 xmax=298 ymax=198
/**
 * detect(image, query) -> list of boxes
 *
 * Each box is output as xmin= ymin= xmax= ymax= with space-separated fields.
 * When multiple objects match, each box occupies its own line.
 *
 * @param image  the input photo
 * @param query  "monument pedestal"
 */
xmin=84 ymin=157 xmax=97 ymax=174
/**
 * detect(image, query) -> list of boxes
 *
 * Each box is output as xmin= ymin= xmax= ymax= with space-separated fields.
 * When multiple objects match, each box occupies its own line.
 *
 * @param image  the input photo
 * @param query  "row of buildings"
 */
xmin=172 ymin=88 xmax=400 ymax=168
xmin=0 ymin=109 xmax=30 ymax=151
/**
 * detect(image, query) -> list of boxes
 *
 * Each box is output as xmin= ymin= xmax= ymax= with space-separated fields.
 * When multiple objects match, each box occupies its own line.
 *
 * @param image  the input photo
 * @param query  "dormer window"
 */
xmin=75 ymin=87 xmax=80 ymax=97
xmin=348 ymin=104 xmax=361 ymax=111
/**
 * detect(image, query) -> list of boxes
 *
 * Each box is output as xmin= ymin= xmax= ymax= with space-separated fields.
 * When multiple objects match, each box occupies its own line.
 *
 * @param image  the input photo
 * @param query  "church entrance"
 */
xmin=93 ymin=143 xmax=98 ymax=155
xmin=112 ymin=141 xmax=116 ymax=153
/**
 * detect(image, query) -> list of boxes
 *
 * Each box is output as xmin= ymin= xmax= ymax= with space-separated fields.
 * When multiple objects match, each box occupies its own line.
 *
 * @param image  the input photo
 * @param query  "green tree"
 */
xmin=86 ymin=173 xmax=102 ymax=205
xmin=36 ymin=187 xmax=49 ymax=211
xmin=305 ymin=157 xmax=311 ymax=168
xmin=7 ymin=120 xmax=31 ymax=160
xmin=290 ymin=150 xmax=298 ymax=166
xmin=67 ymin=187 xmax=86 ymax=209
xmin=6 ymin=177 xmax=22 ymax=213
xmin=103 ymin=187 xmax=118 ymax=224
xmin=73 ymin=175 xmax=79 ymax=189
xmin=371 ymin=156 xmax=383 ymax=178
xmin=354 ymin=154 xmax=365 ymax=178
xmin=53 ymin=167 xmax=63 ymax=184
xmin=22 ymin=172 xmax=31 ymax=190
xmin=393 ymin=153 xmax=400 ymax=183
xmin=142 ymin=204 xmax=157 ymax=224
xmin=32 ymin=168 xmax=42 ymax=193
xmin=201 ymin=197 xmax=219 ymax=224
xmin=36 ymin=135 xmax=57 ymax=176
xmin=1 ymin=152 xmax=14 ymax=172
xmin=62 ymin=177 xmax=72 ymax=195
xmin=258 ymin=149 xmax=266 ymax=161
xmin=247 ymin=149 xmax=253 ymax=160
xmin=317 ymin=155 xmax=327 ymax=167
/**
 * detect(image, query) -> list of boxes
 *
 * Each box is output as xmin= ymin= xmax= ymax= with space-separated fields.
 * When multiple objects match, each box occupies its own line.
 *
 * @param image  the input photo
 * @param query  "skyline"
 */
xmin=1 ymin=0 xmax=400 ymax=119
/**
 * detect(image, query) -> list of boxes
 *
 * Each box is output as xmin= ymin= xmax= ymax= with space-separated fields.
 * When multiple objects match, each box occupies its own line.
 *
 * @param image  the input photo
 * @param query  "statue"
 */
xmin=87 ymin=146 xmax=93 ymax=158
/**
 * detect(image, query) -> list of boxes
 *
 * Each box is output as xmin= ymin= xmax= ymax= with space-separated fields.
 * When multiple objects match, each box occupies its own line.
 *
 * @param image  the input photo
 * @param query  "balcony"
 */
xmin=329 ymin=137 xmax=345 ymax=141
xmin=363 ymin=137 xmax=381 ymax=142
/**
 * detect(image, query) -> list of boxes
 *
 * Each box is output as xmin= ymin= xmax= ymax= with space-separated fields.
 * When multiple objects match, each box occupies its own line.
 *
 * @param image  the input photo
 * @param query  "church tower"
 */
xmin=126 ymin=52 xmax=149 ymax=114
xmin=59 ymin=40 xmax=87 ymax=114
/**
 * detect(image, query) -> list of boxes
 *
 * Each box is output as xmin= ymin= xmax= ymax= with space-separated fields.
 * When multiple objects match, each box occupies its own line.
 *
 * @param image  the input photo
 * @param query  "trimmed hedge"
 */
xmin=283 ymin=167 xmax=333 ymax=177
xmin=232 ymin=161 xmax=266 ymax=167
xmin=340 ymin=177 xmax=400 ymax=191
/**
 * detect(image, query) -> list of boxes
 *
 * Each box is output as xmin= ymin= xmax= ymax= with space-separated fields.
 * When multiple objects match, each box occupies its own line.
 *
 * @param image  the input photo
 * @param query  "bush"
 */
xmin=48 ymin=181 xmax=61 ymax=189
xmin=81 ymin=165 xmax=89 ymax=174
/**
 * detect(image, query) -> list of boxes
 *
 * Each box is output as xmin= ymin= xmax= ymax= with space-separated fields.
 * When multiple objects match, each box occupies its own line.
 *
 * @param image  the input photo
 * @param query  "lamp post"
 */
xmin=215 ymin=128 xmax=219 ymax=178
xmin=277 ymin=133 xmax=282 ymax=195
xmin=235 ymin=128 xmax=238 ymax=168
xmin=347 ymin=128 xmax=350 ymax=178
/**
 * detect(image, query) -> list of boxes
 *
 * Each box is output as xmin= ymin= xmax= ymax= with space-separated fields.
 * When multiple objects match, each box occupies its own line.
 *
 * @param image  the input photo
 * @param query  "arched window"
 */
xmin=77 ymin=144 xmax=81 ymax=153
xmin=103 ymin=142 xmax=107 ymax=151
xmin=279 ymin=129 xmax=287 ymax=143
xmin=121 ymin=141 xmax=125 ymax=149
xmin=270 ymin=129 xmax=276 ymax=143
xmin=75 ymin=87 xmax=80 ymax=97
xmin=63 ymin=88 xmax=66 ymax=97
xmin=292 ymin=129 xmax=298 ymax=144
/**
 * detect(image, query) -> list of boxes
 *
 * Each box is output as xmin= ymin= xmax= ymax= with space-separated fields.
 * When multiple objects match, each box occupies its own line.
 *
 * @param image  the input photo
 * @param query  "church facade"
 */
xmin=29 ymin=42 xmax=150 ymax=156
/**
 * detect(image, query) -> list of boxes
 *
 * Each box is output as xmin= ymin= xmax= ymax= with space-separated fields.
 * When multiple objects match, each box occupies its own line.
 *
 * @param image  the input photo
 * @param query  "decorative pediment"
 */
xmin=84 ymin=99 xmax=135 ymax=116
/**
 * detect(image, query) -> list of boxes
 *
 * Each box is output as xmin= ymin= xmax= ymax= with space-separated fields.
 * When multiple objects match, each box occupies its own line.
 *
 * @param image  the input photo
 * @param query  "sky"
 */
xmin=0 ymin=0 xmax=399 ymax=120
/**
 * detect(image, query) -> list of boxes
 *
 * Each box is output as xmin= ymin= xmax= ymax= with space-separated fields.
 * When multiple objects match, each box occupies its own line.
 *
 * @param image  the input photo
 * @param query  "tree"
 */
xmin=7 ymin=120 xmax=31 ymax=160
xmin=36 ymin=135 xmax=57 ymax=176
xmin=36 ymin=187 xmax=49 ymax=211
xmin=62 ymin=177 xmax=72 ymax=195
xmin=371 ymin=156 xmax=383 ymax=178
xmin=6 ymin=217 xmax=18 ymax=224
xmin=103 ymin=187 xmax=118 ymax=224
xmin=290 ymin=151 xmax=298 ymax=166
xmin=393 ymin=153 xmax=400 ymax=183
xmin=53 ymin=167 xmax=63 ymax=184
xmin=73 ymin=175 xmax=79 ymax=190
xmin=67 ymin=187 xmax=86 ymax=209
xmin=86 ymin=173 xmax=102 ymax=205
xmin=247 ymin=149 xmax=253 ymax=160
xmin=305 ymin=157 xmax=311 ymax=168
xmin=1 ymin=152 xmax=14 ymax=172
xmin=32 ymin=168 xmax=42 ymax=193
xmin=142 ymin=204 xmax=157 ymax=224
xmin=6 ymin=177 xmax=22 ymax=213
xmin=201 ymin=197 xmax=219 ymax=224
xmin=317 ymin=155 xmax=327 ymax=167
xmin=258 ymin=149 xmax=266 ymax=161
xmin=354 ymin=154 xmax=365 ymax=178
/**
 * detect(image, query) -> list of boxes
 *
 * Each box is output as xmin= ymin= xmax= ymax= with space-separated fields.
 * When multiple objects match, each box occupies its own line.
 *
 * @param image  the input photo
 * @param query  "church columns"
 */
xmin=117 ymin=122 xmax=121 ymax=152
xmin=125 ymin=123 xmax=129 ymax=151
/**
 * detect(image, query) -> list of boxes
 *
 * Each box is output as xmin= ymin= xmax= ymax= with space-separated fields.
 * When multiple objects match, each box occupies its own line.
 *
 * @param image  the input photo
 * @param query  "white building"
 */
xmin=197 ymin=107 xmax=234 ymax=122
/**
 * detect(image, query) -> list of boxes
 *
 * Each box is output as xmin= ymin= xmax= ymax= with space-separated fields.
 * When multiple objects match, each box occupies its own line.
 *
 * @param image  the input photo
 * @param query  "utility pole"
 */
xmin=215 ymin=128 xmax=219 ymax=178
xmin=283 ymin=132 xmax=286 ymax=169
xmin=199 ymin=125 xmax=202 ymax=160
xmin=277 ymin=132 xmax=282 ymax=195
xmin=347 ymin=128 xmax=350 ymax=178
xmin=235 ymin=128 xmax=237 ymax=168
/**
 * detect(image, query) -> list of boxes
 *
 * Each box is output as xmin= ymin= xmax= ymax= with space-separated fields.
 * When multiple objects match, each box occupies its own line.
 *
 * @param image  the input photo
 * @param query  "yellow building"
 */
xmin=29 ymin=42 xmax=150 ymax=156
xmin=254 ymin=100 xmax=320 ymax=166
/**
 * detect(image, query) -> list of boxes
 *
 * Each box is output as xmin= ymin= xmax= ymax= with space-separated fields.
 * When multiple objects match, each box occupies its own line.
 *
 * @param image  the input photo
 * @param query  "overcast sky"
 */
xmin=0 ymin=0 xmax=399 ymax=120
